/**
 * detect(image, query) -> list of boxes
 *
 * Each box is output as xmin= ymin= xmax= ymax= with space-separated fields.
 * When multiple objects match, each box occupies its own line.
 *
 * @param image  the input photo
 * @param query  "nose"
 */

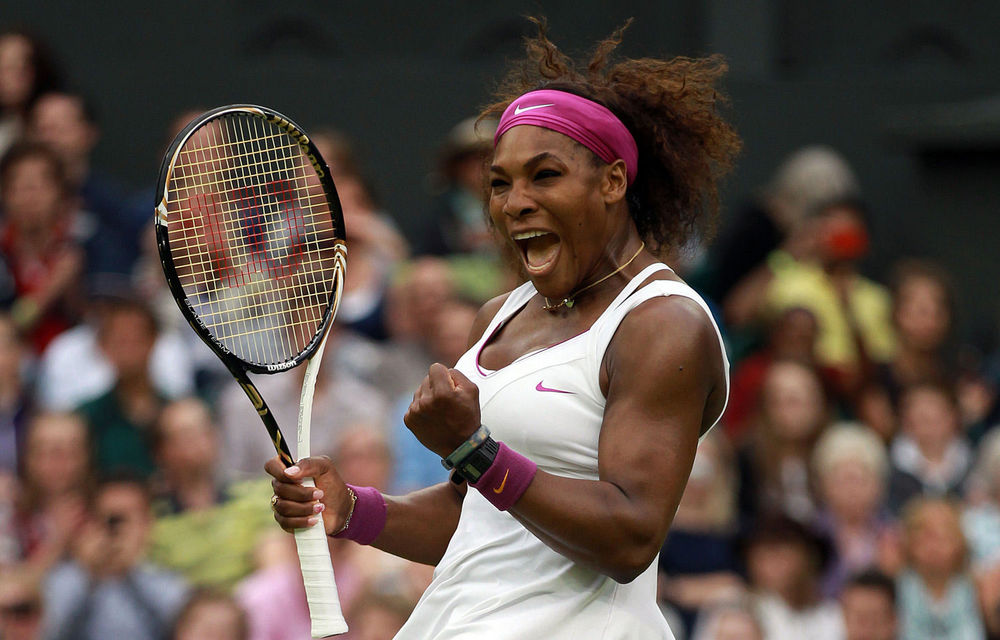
xmin=501 ymin=181 xmax=535 ymax=219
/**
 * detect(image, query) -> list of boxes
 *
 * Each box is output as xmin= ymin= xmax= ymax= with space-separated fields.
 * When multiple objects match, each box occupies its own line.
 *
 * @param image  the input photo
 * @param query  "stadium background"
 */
xmin=4 ymin=3 xmax=1000 ymax=639
xmin=7 ymin=0 xmax=1000 ymax=341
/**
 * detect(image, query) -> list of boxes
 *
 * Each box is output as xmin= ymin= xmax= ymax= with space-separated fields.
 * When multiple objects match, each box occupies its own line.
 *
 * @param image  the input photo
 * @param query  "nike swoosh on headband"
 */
xmin=514 ymin=103 xmax=555 ymax=115
xmin=536 ymin=381 xmax=573 ymax=394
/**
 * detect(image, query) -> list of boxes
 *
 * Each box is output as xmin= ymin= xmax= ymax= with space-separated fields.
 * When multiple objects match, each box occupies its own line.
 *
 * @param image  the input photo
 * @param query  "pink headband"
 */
xmin=494 ymin=89 xmax=639 ymax=185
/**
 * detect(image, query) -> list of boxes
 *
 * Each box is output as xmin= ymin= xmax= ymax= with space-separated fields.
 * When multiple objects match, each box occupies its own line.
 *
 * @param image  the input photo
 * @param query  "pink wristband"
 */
xmin=332 ymin=484 xmax=386 ymax=545
xmin=469 ymin=441 xmax=537 ymax=511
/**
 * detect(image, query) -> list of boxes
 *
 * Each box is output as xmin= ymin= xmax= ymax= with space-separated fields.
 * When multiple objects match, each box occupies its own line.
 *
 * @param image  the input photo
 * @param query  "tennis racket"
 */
xmin=155 ymin=104 xmax=348 ymax=637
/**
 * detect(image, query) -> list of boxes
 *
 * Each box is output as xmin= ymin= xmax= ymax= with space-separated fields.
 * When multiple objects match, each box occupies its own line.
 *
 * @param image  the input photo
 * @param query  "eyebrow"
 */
xmin=490 ymin=152 xmax=561 ymax=175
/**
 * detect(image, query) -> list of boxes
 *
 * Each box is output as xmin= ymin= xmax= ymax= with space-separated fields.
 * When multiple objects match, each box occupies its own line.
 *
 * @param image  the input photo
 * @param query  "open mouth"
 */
xmin=513 ymin=230 xmax=560 ymax=274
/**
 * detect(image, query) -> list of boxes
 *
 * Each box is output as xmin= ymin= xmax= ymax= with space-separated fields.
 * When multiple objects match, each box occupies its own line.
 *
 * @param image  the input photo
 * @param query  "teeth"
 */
xmin=512 ymin=230 xmax=550 ymax=241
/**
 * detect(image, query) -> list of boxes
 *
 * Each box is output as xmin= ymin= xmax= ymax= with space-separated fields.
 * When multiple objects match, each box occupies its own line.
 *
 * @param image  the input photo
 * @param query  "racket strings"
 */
xmin=164 ymin=112 xmax=341 ymax=366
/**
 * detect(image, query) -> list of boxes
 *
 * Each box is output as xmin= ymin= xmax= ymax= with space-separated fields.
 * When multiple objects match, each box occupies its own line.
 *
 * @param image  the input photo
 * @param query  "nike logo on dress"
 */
xmin=493 ymin=469 xmax=510 ymax=494
xmin=514 ymin=103 xmax=554 ymax=115
xmin=536 ymin=381 xmax=573 ymax=394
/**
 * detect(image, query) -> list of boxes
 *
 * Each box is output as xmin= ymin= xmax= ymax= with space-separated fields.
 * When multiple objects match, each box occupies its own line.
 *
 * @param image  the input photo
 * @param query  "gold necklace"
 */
xmin=542 ymin=241 xmax=645 ymax=312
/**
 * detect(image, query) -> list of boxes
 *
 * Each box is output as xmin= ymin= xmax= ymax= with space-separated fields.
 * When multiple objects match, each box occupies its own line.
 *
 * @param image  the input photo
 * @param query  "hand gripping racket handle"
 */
xmin=294 ymin=334 xmax=347 ymax=637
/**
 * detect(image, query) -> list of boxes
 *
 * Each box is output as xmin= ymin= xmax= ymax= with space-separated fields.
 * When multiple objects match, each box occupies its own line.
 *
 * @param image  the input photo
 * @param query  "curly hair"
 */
xmin=480 ymin=19 xmax=741 ymax=255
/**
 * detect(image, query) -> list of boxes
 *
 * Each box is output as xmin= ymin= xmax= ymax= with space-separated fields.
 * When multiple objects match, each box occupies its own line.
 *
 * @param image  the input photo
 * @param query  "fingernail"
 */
xmin=314 ymin=503 xmax=325 ymax=513
xmin=307 ymin=516 xmax=318 ymax=526
xmin=285 ymin=466 xmax=300 ymax=476
xmin=312 ymin=489 xmax=324 ymax=500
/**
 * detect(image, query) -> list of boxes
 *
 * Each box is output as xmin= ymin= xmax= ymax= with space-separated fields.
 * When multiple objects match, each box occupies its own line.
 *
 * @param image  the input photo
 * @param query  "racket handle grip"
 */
xmin=294 ymin=477 xmax=348 ymax=637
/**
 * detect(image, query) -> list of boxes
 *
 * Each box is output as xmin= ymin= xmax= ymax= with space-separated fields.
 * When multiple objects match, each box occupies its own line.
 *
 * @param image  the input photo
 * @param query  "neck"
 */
xmin=118 ymin=372 xmax=153 ymax=395
xmin=894 ymin=347 xmax=940 ymax=377
xmin=781 ymin=579 xmax=818 ymax=610
xmin=542 ymin=238 xmax=646 ymax=312
xmin=919 ymin=570 xmax=954 ymax=599
xmin=15 ymin=225 xmax=53 ymax=250
xmin=920 ymin=439 xmax=950 ymax=464
xmin=169 ymin=471 xmax=217 ymax=511
xmin=66 ymin=157 xmax=89 ymax=188
xmin=115 ymin=375 xmax=158 ymax=425
xmin=777 ymin=438 xmax=811 ymax=457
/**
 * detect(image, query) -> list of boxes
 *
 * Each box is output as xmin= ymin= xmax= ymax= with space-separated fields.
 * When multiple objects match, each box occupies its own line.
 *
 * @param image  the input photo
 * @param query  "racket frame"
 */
xmin=155 ymin=104 xmax=344 ymax=375
xmin=154 ymin=104 xmax=349 ymax=636
xmin=154 ymin=104 xmax=347 ymax=468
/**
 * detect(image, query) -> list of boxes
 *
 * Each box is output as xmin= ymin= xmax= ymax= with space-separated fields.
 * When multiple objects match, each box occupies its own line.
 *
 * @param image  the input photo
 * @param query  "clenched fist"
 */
xmin=404 ymin=363 xmax=481 ymax=458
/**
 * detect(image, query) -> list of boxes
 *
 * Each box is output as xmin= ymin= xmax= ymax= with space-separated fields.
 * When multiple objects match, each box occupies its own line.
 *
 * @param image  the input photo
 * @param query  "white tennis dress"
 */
xmin=394 ymin=263 xmax=729 ymax=640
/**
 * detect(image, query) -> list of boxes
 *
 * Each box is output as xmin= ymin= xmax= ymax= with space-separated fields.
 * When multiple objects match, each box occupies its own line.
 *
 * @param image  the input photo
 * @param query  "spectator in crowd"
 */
xmin=689 ymin=600 xmax=764 ymax=640
xmin=738 ymin=359 xmax=830 ymax=526
xmin=148 ymin=398 xmax=274 ymax=589
xmin=29 ymin=91 xmax=146 ymax=279
xmin=840 ymin=570 xmax=898 ymax=640
xmin=704 ymin=145 xmax=861 ymax=318
xmin=311 ymin=129 xmax=407 ymax=341
xmin=332 ymin=422 xmax=395 ymax=492
xmin=0 ymin=29 xmax=60 ymax=161
xmin=12 ymin=413 xmax=91 ymax=572
xmin=743 ymin=515 xmax=844 ymax=640
xmin=415 ymin=117 xmax=497 ymax=257
xmin=858 ymin=259 xmax=960 ymax=442
xmin=236 ymin=531 xmax=312 ymax=640
xmin=812 ymin=423 xmax=899 ymax=596
xmin=896 ymin=497 xmax=984 ymax=640
xmin=171 ymin=588 xmax=249 ymax=640
xmin=216 ymin=330 xmax=389 ymax=480
xmin=761 ymin=197 xmax=896 ymax=399
xmin=35 ymin=282 xmax=195 ymax=412
xmin=0 ymin=141 xmax=83 ymax=353
xmin=390 ymin=297 xmax=478 ymax=493
xmin=658 ymin=431 xmax=745 ymax=635
xmin=428 ymin=298 xmax=481 ymax=370
xmin=961 ymin=429 xmax=1000 ymax=637
xmin=854 ymin=381 xmax=900 ymax=446
xmin=380 ymin=257 xmax=461 ymax=399
xmin=43 ymin=474 xmax=189 ymax=640
xmin=878 ymin=260 xmax=955 ymax=405
xmin=963 ymin=429 xmax=1000 ymax=569
xmin=0 ymin=313 xmax=31 ymax=475
xmin=348 ymin=588 xmax=415 ymax=640
xmin=0 ymin=564 xmax=44 ymax=640
xmin=888 ymin=382 xmax=972 ymax=514
xmin=75 ymin=296 xmax=165 ymax=478
xmin=724 ymin=306 xmax=819 ymax=443
xmin=958 ymin=355 xmax=999 ymax=447
xmin=151 ymin=398 xmax=229 ymax=514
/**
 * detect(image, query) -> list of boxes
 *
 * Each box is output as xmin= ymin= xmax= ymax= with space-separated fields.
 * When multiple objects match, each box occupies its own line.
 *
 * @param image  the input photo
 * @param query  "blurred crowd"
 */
xmin=1 ymin=26 xmax=999 ymax=640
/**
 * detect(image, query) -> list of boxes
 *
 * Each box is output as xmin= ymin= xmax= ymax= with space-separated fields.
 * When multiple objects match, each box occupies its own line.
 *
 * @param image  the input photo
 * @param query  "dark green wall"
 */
xmin=6 ymin=1 xmax=1000 ymax=344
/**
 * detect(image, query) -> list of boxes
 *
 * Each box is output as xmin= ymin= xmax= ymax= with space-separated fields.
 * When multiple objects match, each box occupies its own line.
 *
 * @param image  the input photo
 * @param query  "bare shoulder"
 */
xmin=609 ymin=293 xmax=720 ymax=371
xmin=467 ymin=291 xmax=513 ymax=349
xmin=603 ymin=291 xmax=725 ymax=426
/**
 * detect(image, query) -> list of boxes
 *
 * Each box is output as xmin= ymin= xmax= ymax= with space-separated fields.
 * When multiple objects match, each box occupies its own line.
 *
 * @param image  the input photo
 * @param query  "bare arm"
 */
xmin=508 ymin=297 xmax=722 ymax=582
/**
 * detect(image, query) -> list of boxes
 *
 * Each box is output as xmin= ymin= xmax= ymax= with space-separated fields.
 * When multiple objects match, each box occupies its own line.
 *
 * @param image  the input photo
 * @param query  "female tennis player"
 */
xmin=267 ymin=20 xmax=740 ymax=638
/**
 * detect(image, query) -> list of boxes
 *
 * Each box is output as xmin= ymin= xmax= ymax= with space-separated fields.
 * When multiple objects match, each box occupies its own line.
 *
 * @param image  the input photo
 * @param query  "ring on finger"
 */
xmin=270 ymin=495 xmax=279 ymax=511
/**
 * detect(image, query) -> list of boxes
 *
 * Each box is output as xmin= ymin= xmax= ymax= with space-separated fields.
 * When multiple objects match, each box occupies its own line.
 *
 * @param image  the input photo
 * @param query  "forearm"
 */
xmin=506 ymin=471 xmax=672 ymax=583
xmin=370 ymin=481 xmax=463 ymax=566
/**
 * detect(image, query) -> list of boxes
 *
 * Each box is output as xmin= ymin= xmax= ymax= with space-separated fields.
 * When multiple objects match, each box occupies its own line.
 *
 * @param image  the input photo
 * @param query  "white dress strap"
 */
xmin=476 ymin=281 xmax=536 ymax=348
xmin=589 ymin=271 xmax=730 ymax=431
